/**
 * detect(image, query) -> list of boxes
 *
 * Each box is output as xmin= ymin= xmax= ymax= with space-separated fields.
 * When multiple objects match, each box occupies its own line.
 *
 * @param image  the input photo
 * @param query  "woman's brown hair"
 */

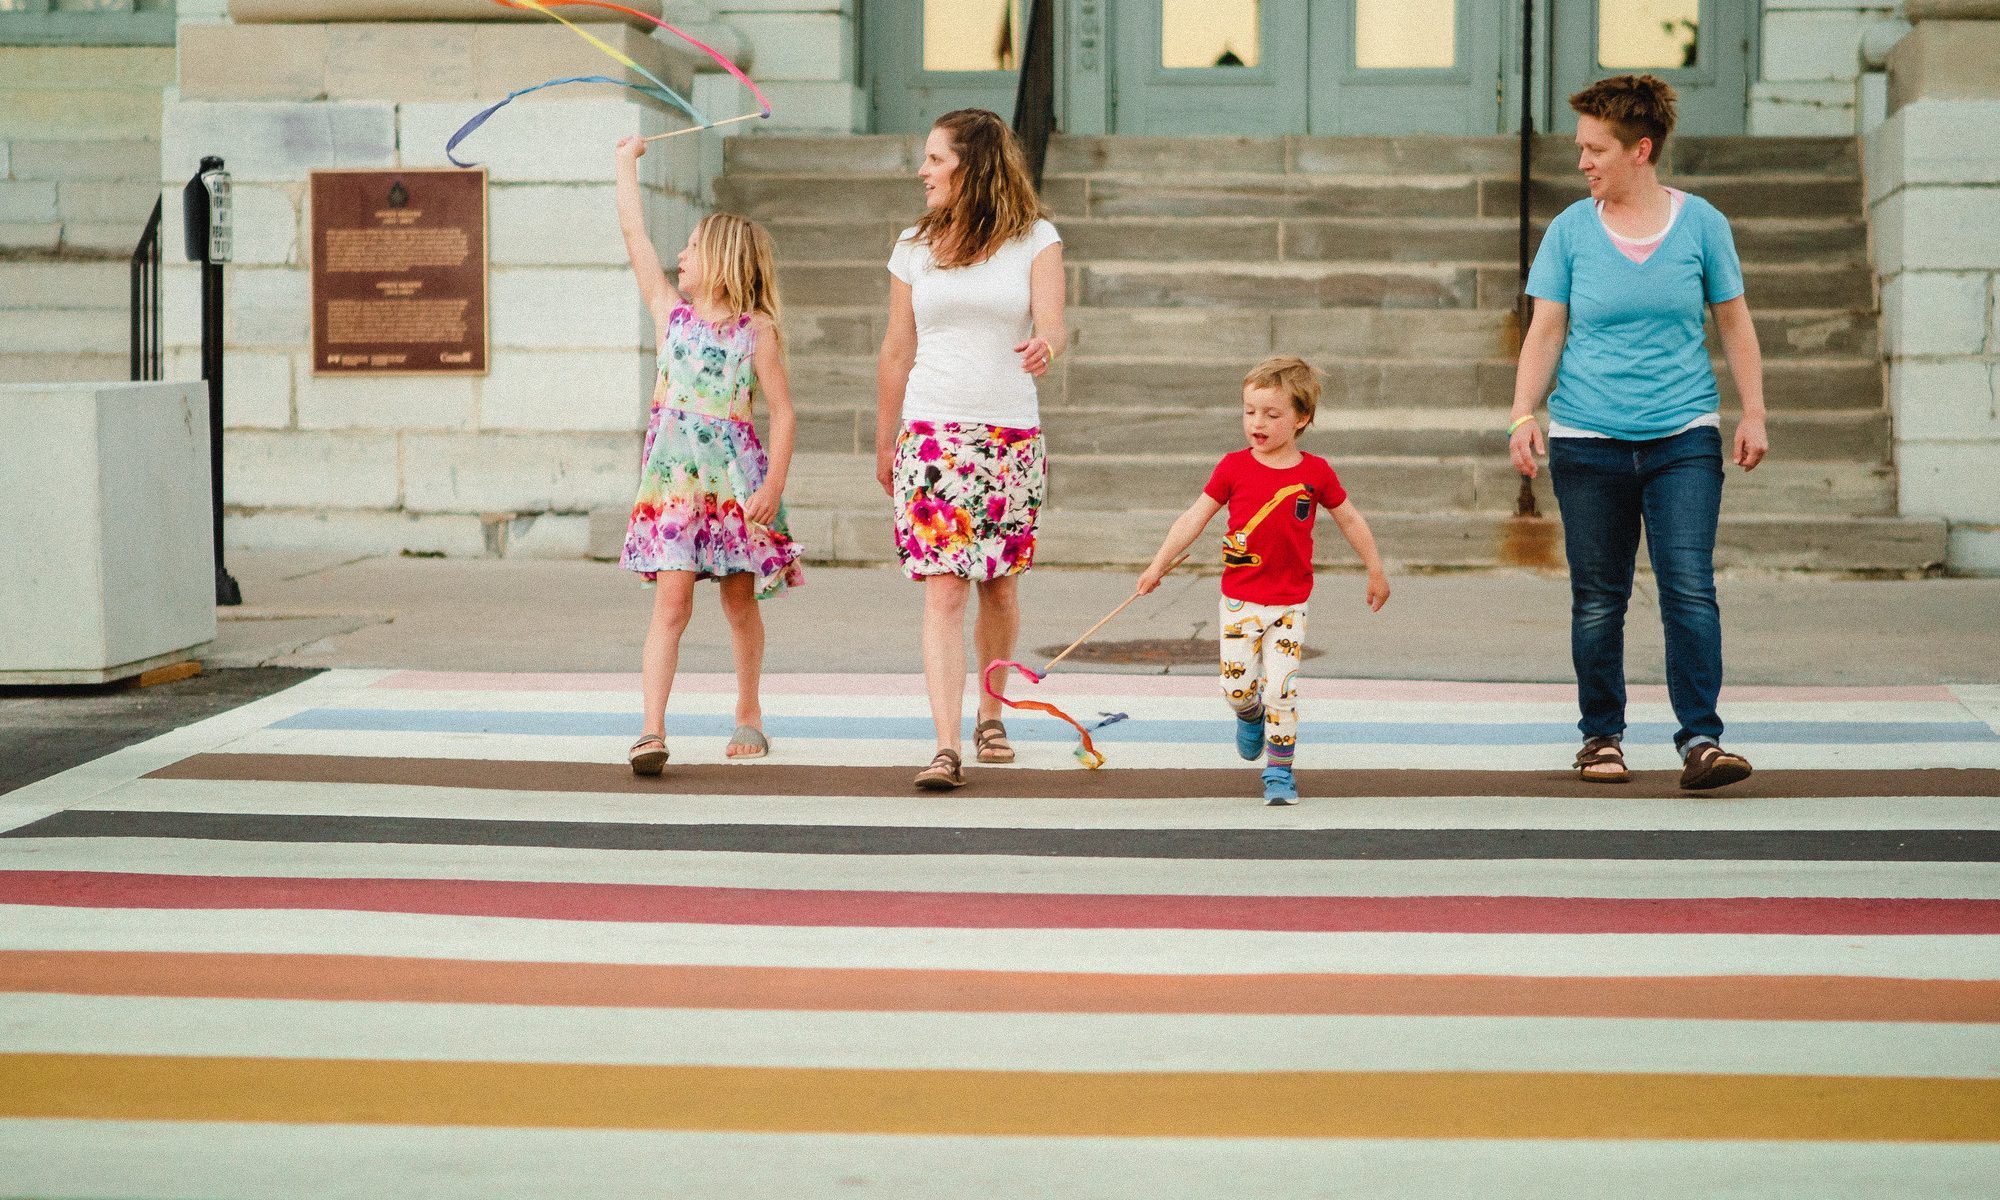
xmin=911 ymin=108 xmax=1047 ymax=269
xmin=1569 ymin=74 xmax=1678 ymax=163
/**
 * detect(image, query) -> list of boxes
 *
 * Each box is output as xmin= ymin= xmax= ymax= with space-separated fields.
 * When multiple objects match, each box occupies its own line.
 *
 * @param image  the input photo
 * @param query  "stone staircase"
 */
xmin=705 ymin=133 xmax=1947 ymax=572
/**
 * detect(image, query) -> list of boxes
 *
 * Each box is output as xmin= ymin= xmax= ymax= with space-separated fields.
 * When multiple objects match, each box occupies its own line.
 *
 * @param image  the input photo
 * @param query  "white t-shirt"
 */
xmin=887 ymin=218 xmax=1062 ymax=429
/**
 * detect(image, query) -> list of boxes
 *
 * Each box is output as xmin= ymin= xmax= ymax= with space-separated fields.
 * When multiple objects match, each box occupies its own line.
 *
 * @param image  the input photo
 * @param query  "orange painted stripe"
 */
xmin=6 ymin=951 xmax=1998 ymax=1023
xmin=5 ymin=1054 xmax=1997 ymax=1141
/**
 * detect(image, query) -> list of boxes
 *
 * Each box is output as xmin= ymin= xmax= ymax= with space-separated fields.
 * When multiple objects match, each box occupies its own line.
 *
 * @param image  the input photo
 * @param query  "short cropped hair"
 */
xmin=1569 ymin=74 xmax=1677 ymax=163
xmin=1244 ymin=355 xmax=1321 ymax=426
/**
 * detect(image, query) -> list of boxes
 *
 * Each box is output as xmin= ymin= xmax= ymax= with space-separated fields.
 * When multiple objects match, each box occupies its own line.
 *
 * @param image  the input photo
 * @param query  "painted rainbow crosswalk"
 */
xmin=3 ymin=669 xmax=1999 ymax=1198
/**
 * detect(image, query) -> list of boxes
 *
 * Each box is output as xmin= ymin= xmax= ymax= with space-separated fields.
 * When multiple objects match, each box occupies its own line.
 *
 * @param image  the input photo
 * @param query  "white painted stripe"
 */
xmin=206 ymin=728 xmax=2000 ymax=770
xmin=4 ymin=1123 xmax=1998 ymax=1200
xmin=6 ymin=906 xmax=1998 ymax=979
xmin=4 ymin=996 xmax=1993 ymax=1078
xmin=8 ymin=838 xmax=1999 ymax=900
xmin=56 ymin=777 xmax=2000 ymax=833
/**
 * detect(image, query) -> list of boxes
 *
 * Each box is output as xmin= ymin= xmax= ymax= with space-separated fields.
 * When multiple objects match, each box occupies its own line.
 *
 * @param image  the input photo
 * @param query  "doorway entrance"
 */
xmin=861 ymin=1 xmax=1751 ymax=137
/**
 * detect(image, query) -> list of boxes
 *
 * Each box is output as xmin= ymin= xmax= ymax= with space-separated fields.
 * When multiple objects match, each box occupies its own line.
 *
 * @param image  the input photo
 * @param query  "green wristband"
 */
xmin=1508 ymin=414 xmax=1536 ymax=436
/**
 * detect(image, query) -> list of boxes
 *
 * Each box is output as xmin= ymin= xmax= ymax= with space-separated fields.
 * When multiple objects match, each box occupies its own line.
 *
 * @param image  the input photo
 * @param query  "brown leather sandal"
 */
xmin=1680 ymin=743 xmax=1753 ymax=791
xmin=974 ymin=719 xmax=1015 ymax=764
xmin=913 ymin=748 xmax=965 ymax=791
xmin=1573 ymin=736 xmax=1629 ymax=784
xmin=629 ymin=734 xmax=668 ymax=777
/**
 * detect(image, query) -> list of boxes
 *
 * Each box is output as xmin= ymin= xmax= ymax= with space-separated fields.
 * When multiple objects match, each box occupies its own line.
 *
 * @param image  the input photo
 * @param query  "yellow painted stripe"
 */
xmin=5 ymin=1055 xmax=1998 ymax=1142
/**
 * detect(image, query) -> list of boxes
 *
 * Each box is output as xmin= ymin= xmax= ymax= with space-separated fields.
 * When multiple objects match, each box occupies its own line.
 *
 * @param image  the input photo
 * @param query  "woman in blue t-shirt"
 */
xmin=1507 ymin=74 xmax=1768 ymax=791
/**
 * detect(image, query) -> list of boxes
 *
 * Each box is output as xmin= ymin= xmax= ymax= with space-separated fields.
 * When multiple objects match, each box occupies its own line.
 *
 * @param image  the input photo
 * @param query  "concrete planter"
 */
xmin=0 ymin=382 xmax=216 ymax=684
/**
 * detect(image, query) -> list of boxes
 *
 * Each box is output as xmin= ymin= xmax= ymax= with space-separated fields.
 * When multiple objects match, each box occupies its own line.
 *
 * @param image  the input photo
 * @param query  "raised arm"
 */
xmin=1015 ymin=241 xmax=1068 ymax=375
xmin=614 ymin=136 xmax=681 ymax=334
xmin=744 ymin=315 xmax=794 ymax=527
xmin=1710 ymin=295 xmax=1767 ymax=470
xmin=1507 ymin=298 xmax=1568 ymax=479
xmin=875 ymin=275 xmax=917 ymax=496
xmin=1138 ymin=494 xmax=1223 ymax=594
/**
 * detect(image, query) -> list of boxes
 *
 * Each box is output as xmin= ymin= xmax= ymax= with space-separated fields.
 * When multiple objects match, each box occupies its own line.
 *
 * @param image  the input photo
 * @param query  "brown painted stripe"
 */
xmin=7 ymin=951 xmax=1999 ymax=1023
xmin=145 ymin=754 xmax=2000 ymax=800
xmin=6 ymin=1054 xmax=1998 ymax=1141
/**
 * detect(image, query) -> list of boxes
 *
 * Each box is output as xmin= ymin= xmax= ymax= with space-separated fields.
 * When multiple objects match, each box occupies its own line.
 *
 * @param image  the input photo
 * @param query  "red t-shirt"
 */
xmin=1203 ymin=449 xmax=1348 ymax=605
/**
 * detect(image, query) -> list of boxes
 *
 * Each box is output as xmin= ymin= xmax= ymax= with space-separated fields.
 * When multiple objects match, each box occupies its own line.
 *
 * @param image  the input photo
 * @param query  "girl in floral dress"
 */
xmin=613 ymin=134 xmax=803 ymax=776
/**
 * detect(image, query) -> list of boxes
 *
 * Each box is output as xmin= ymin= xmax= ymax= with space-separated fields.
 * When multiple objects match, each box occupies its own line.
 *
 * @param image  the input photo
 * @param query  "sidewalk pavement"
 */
xmin=209 ymin=551 xmax=2000 ymax=685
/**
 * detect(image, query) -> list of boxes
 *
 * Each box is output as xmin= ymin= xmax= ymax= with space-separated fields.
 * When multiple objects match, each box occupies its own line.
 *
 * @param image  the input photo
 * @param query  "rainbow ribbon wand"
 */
xmin=980 ymin=554 xmax=1190 ymax=769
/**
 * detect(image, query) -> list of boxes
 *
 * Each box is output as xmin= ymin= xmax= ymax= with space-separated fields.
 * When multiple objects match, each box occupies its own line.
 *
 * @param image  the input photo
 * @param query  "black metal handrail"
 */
xmin=1516 ymin=0 xmax=1534 ymax=336
xmin=1011 ymin=0 xmax=1056 ymax=190
xmin=130 ymin=195 xmax=162 ymax=382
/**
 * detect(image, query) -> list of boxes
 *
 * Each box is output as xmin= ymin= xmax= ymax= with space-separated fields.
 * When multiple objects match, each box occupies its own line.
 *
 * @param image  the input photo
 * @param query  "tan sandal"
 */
xmin=974 ymin=719 xmax=1015 ymax=764
xmin=1573 ymin=736 xmax=1629 ymax=784
xmin=629 ymin=734 xmax=668 ymax=777
xmin=913 ymin=748 xmax=965 ymax=791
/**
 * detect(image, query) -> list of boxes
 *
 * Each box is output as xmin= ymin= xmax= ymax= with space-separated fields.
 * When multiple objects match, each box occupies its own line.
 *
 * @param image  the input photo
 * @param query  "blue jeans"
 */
xmin=1549 ymin=425 xmax=1726 ymax=750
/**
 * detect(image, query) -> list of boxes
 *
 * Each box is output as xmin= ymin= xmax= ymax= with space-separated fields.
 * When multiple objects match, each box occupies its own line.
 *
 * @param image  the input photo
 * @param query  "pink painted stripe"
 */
xmin=368 ymin=671 xmax=1956 ymax=705
xmin=5 ymin=871 xmax=1998 ymax=934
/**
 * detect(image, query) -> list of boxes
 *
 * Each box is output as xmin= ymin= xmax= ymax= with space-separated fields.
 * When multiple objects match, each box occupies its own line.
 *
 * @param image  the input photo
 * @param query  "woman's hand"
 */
xmin=1733 ymin=416 xmax=1768 ymax=471
xmin=615 ymin=135 xmax=646 ymax=165
xmin=875 ymin=443 xmax=895 ymax=497
xmin=1508 ymin=420 xmax=1546 ymax=479
xmin=1365 ymin=570 xmax=1391 ymax=612
xmin=1015 ymin=336 xmax=1053 ymax=377
xmin=744 ymin=483 xmax=781 ymax=528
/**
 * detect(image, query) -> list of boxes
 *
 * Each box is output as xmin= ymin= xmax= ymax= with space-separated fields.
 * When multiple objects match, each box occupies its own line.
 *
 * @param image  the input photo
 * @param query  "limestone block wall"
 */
xmin=1866 ymin=7 xmax=2000 ymax=572
xmin=161 ymin=19 xmax=715 ymax=557
xmin=709 ymin=0 xmax=861 ymax=133
xmin=1752 ymin=0 xmax=1911 ymax=134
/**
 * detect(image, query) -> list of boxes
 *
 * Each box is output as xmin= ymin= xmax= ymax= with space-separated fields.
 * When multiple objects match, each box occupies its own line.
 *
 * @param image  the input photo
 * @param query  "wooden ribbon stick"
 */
xmin=980 ymin=553 xmax=1190 ymax=769
xmin=642 ymin=112 xmax=767 ymax=141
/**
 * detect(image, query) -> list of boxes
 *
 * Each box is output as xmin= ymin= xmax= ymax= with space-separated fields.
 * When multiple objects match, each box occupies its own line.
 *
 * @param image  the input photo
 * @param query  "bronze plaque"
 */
xmin=309 ymin=168 xmax=488 ymax=375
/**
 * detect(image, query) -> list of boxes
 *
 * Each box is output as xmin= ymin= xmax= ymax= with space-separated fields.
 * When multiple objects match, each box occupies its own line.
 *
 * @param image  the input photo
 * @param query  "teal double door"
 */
xmin=865 ymin=0 xmax=1751 ymax=137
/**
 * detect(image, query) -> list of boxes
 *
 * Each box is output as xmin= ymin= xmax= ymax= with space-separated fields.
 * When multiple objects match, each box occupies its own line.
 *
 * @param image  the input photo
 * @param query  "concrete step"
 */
xmin=789 ymin=404 xmax=1889 ymax=462
xmin=781 ymin=453 xmax=1899 ymax=519
xmin=725 ymin=133 xmax=1860 ymax=181
xmin=780 ymin=305 xmax=1878 ymax=362
xmin=791 ymin=354 xmax=1878 ymax=413
xmin=0 ymin=260 xmax=130 ymax=310
xmin=767 ymin=216 xmax=1866 ymax=269
xmin=770 ymin=500 xmax=1943 ymax=573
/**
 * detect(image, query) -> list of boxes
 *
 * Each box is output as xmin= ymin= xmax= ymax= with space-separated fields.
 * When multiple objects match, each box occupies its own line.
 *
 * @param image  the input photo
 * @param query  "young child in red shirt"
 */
xmin=1138 ymin=356 xmax=1391 ymax=804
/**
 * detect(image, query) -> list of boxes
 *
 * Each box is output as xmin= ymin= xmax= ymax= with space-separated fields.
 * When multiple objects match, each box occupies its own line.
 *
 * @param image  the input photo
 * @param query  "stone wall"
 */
xmin=1866 ymin=2 xmax=2000 ymax=573
xmin=1752 ymin=0 xmax=1911 ymax=134
xmin=161 ymin=15 xmax=717 ymax=557
xmin=711 ymin=0 xmax=860 ymax=133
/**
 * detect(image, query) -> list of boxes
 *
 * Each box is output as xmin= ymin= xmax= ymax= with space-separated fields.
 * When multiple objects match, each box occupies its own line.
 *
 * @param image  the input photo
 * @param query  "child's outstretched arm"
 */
xmin=1138 ymin=495 xmax=1223 ymax=595
xmin=614 ymin=136 xmax=681 ymax=333
xmin=1327 ymin=500 xmax=1390 ymax=611
xmin=744 ymin=315 xmax=793 ymax=527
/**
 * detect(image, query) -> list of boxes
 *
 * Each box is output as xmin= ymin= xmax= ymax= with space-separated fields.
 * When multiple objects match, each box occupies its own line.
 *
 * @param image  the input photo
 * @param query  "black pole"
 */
xmin=1516 ymin=0 xmax=1534 ymax=333
xmin=204 ymin=254 xmax=240 ymax=606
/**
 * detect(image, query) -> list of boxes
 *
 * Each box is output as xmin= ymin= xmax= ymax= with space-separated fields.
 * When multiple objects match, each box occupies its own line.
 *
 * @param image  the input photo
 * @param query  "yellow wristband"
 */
xmin=1508 ymin=414 xmax=1536 ymax=436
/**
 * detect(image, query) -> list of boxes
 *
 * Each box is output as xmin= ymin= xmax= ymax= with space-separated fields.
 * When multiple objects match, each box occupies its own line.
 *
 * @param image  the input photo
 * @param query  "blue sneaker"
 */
xmin=1235 ymin=714 xmax=1265 ymax=760
xmin=1261 ymin=766 xmax=1297 ymax=806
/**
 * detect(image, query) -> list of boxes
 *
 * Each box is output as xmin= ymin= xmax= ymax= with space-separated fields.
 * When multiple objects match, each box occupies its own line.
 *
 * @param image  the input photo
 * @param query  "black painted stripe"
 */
xmin=10 ymin=809 xmax=2000 ymax=862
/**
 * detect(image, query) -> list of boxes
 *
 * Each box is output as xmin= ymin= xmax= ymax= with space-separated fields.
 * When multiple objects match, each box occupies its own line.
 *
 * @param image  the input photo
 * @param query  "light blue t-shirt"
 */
xmin=1525 ymin=193 xmax=1744 ymax=440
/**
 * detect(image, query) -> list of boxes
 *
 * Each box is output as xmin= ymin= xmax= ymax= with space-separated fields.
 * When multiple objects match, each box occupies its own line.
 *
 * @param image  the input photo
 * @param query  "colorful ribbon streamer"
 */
xmin=448 ymin=0 xmax=770 ymax=167
xmin=981 ymin=660 xmax=1122 ymax=770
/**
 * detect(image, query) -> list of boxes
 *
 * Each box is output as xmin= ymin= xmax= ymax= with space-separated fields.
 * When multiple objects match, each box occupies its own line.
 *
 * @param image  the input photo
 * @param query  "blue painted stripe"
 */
xmin=268 ymin=709 xmax=2000 ymax=746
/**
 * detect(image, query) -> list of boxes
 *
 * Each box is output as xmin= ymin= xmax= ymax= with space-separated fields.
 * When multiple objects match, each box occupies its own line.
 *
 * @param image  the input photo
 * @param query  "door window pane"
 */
xmin=1599 ymin=0 xmax=1699 ymax=68
xmin=923 ymin=0 xmax=1022 ymax=73
xmin=1163 ymin=0 xmax=1258 ymax=68
xmin=1355 ymin=0 xmax=1455 ymax=69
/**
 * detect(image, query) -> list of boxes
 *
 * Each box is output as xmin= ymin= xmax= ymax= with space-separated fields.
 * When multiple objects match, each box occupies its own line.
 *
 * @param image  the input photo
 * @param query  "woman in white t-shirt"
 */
xmin=875 ymin=108 xmax=1067 ymax=791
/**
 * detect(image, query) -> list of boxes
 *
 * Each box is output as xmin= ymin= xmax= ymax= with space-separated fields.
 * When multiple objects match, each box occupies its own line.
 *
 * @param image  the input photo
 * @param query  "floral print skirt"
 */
xmin=891 ymin=419 xmax=1045 ymax=582
xmin=621 ymin=406 xmax=804 ymax=600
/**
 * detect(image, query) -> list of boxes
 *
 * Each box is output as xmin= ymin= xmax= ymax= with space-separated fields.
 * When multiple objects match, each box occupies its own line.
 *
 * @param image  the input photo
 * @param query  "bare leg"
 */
xmin=640 ymin=572 xmax=697 ymax=738
xmin=921 ymin=575 xmax=972 ymax=753
xmin=718 ymin=572 xmax=766 ymax=756
xmin=973 ymin=574 xmax=1021 ymax=724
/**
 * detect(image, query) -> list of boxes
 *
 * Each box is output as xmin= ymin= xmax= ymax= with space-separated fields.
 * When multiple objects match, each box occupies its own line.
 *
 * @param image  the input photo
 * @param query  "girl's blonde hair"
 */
xmin=912 ymin=108 xmax=1047 ymax=269
xmin=691 ymin=211 xmax=782 ymax=332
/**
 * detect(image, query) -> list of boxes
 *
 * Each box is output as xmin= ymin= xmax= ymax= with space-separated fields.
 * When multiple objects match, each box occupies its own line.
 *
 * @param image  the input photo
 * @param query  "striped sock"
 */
xmin=1266 ymin=740 xmax=1294 ymax=769
xmin=1233 ymin=704 xmax=1265 ymax=726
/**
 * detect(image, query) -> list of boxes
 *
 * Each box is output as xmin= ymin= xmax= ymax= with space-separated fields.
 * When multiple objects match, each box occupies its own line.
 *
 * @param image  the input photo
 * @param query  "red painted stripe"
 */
xmin=3 ymin=871 xmax=1998 ymax=934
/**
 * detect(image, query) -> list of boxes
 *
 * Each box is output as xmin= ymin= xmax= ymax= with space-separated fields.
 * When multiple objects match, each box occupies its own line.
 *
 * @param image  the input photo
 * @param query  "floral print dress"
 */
xmin=620 ymin=303 xmax=804 ymax=599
